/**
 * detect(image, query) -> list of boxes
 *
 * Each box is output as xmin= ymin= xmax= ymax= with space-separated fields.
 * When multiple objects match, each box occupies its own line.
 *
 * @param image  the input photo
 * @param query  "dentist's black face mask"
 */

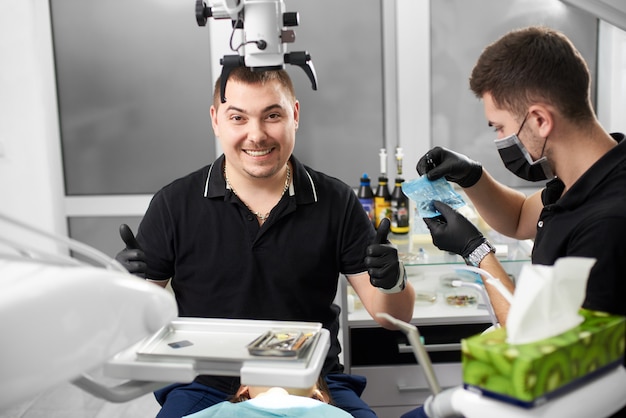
xmin=495 ymin=113 xmax=553 ymax=182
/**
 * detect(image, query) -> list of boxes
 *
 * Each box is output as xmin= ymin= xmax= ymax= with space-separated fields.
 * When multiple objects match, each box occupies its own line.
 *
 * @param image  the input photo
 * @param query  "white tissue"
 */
xmin=505 ymin=257 xmax=596 ymax=345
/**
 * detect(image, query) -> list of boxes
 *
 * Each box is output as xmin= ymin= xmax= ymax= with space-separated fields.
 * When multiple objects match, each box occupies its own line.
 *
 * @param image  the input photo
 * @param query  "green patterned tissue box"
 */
xmin=461 ymin=309 xmax=625 ymax=407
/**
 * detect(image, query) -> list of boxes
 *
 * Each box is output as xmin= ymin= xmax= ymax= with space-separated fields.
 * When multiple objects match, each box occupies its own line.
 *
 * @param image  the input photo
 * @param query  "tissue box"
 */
xmin=462 ymin=309 xmax=625 ymax=407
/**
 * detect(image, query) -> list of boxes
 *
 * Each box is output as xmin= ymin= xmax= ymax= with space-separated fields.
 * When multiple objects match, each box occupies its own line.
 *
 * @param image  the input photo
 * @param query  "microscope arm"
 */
xmin=285 ymin=50 xmax=317 ymax=90
xmin=196 ymin=0 xmax=318 ymax=102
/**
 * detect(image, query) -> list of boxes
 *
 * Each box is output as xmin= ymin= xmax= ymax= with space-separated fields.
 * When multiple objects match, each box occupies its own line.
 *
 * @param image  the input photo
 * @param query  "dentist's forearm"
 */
xmin=477 ymin=254 xmax=514 ymax=325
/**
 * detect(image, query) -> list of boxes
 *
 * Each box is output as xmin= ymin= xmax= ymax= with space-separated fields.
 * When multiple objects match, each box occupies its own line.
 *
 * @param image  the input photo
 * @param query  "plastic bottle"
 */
xmin=375 ymin=176 xmax=391 ymax=229
xmin=391 ymin=147 xmax=409 ymax=234
xmin=358 ymin=173 xmax=375 ymax=226
xmin=374 ymin=148 xmax=391 ymax=229
xmin=390 ymin=177 xmax=410 ymax=234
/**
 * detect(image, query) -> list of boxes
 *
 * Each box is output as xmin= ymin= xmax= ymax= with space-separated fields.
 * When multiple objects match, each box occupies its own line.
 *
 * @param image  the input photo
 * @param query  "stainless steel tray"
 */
xmin=136 ymin=318 xmax=322 ymax=362
xmin=104 ymin=317 xmax=329 ymax=389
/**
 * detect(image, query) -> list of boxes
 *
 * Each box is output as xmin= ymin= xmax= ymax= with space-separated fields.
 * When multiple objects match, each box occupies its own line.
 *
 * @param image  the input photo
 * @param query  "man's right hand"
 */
xmin=114 ymin=224 xmax=147 ymax=278
xmin=416 ymin=146 xmax=483 ymax=188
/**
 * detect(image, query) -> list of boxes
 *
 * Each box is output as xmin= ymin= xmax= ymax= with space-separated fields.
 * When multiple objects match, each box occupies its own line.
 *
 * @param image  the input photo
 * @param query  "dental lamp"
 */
xmin=195 ymin=0 xmax=318 ymax=102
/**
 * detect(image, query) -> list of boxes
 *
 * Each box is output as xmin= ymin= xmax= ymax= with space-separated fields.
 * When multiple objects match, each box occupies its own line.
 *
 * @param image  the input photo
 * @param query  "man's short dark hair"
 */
xmin=469 ymin=26 xmax=594 ymax=123
xmin=213 ymin=67 xmax=296 ymax=108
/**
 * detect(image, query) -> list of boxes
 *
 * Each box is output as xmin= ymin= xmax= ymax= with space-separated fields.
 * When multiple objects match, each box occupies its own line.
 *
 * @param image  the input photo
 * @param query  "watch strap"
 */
xmin=464 ymin=241 xmax=495 ymax=267
xmin=378 ymin=261 xmax=407 ymax=294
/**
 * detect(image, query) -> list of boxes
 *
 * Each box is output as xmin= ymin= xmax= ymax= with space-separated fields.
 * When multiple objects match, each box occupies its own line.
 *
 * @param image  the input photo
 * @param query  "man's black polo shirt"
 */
xmin=136 ymin=154 xmax=375 ymax=384
xmin=533 ymin=133 xmax=626 ymax=317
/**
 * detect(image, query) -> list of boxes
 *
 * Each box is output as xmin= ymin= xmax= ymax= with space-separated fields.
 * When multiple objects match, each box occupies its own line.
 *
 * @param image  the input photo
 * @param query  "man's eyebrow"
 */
xmin=262 ymin=104 xmax=284 ymax=113
xmin=225 ymin=105 xmax=245 ymax=113
xmin=224 ymin=104 xmax=284 ymax=113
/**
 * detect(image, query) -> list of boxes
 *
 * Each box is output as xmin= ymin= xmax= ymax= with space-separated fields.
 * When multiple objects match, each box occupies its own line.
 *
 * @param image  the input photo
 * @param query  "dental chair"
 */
xmin=0 ymin=213 xmax=329 ymax=409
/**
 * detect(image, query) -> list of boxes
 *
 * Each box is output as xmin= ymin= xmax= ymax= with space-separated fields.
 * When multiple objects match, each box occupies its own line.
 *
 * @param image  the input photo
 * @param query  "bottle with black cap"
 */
xmin=374 ymin=148 xmax=392 ymax=229
xmin=391 ymin=147 xmax=410 ymax=235
xmin=358 ymin=173 xmax=375 ymax=227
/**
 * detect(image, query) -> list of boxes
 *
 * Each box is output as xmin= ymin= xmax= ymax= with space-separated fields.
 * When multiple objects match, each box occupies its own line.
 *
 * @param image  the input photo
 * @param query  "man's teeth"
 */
xmin=245 ymin=149 xmax=272 ymax=157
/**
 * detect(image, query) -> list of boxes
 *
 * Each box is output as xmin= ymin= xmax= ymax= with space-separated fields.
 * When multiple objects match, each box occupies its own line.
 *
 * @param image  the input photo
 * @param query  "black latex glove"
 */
xmin=114 ymin=224 xmax=147 ymax=278
xmin=416 ymin=146 xmax=483 ymax=188
xmin=423 ymin=201 xmax=486 ymax=258
xmin=365 ymin=218 xmax=404 ymax=291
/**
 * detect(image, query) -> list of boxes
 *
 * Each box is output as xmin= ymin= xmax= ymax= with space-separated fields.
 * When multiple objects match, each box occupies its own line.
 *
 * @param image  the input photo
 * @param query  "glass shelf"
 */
xmin=386 ymin=188 xmax=535 ymax=267
xmin=388 ymin=232 xmax=532 ymax=267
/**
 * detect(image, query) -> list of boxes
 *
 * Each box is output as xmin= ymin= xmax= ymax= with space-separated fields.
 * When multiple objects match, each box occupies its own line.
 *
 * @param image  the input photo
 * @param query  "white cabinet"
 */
xmin=352 ymin=364 xmax=461 ymax=417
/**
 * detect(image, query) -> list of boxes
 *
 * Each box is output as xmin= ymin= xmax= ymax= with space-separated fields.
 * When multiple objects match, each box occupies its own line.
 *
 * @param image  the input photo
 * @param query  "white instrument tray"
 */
xmin=104 ymin=318 xmax=329 ymax=389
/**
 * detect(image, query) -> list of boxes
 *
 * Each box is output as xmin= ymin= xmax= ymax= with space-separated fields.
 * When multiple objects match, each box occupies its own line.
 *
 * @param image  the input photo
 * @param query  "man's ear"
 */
xmin=234 ymin=385 xmax=250 ymax=400
xmin=528 ymin=104 xmax=554 ymax=138
xmin=293 ymin=100 xmax=300 ymax=130
xmin=210 ymin=105 xmax=219 ymax=136
xmin=312 ymin=388 xmax=330 ymax=403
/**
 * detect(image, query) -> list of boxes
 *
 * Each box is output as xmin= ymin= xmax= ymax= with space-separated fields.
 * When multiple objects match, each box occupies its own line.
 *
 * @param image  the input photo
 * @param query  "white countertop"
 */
xmin=347 ymin=266 xmax=495 ymax=327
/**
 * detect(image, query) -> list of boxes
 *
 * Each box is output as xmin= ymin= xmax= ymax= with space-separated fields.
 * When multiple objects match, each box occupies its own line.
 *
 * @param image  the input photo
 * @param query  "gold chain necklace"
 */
xmin=224 ymin=164 xmax=291 ymax=221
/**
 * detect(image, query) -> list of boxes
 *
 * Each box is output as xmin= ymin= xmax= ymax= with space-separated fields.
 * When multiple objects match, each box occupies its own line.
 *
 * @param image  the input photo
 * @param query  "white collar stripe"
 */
xmin=304 ymin=169 xmax=318 ymax=202
xmin=203 ymin=163 xmax=215 ymax=197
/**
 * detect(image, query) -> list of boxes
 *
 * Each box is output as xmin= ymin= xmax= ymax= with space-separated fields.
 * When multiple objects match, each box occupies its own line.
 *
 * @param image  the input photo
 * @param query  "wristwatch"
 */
xmin=464 ymin=241 xmax=496 ymax=267
xmin=379 ymin=261 xmax=407 ymax=294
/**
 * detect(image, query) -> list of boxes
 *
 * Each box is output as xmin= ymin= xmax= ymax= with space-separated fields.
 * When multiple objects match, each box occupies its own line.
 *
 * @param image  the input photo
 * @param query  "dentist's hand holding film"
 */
xmin=416 ymin=146 xmax=483 ymax=188
xmin=423 ymin=200 xmax=486 ymax=259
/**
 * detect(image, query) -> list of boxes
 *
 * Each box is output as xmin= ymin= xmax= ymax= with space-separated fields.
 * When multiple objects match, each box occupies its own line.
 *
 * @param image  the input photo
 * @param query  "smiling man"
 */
xmin=115 ymin=66 xmax=415 ymax=418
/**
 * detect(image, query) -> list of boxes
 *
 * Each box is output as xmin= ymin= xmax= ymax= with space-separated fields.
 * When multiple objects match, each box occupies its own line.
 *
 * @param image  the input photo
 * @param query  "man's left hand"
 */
xmin=365 ymin=218 xmax=406 ymax=293
xmin=423 ymin=200 xmax=485 ymax=258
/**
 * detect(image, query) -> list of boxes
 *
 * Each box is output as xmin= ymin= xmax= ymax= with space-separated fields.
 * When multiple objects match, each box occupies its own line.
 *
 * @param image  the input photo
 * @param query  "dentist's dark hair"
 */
xmin=469 ymin=26 xmax=595 ymax=123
